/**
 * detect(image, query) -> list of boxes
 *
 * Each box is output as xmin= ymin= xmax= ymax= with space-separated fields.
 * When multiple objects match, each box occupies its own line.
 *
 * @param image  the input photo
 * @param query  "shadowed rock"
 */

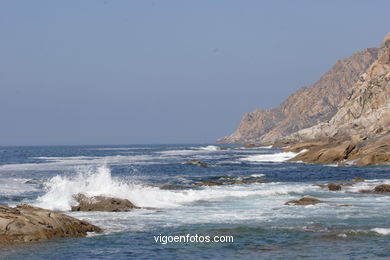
xmin=71 ymin=194 xmax=139 ymax=212
xmin=374 ymin=184 xmax=390 ymax=193
xmin=359 ymin=184 xmax=390 ymax=194
xmin=0 ymin=204 xmax=102 ymax=247
xmin=327 ymin=183 xmax=342 ymax=191
xmin=285 ymin=197 xmax=322 ymax=206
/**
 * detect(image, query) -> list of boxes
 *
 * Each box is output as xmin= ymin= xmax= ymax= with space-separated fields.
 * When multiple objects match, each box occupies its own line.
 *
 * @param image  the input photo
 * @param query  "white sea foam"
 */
xmin=196 ymin=145 xmax=221 ymax=151
xmin=371 ymin=228 xmax=390 ymax=235
xmin=250 ymin=174 xmax=266 ymax=178
xmin=0 ymin=155 xmax=156 ymax=172
xmin=0 ymin=177 xmax=39 ymax=195
xmin=32 ymin=165 xmax=313 ymax=211
xmin=240 ymin=151 xmax=300 ymax=163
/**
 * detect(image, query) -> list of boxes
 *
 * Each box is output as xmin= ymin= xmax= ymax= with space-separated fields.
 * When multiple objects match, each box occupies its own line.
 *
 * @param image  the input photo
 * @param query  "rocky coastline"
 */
xmin=219 ymin=32 xmax=390 ymax=167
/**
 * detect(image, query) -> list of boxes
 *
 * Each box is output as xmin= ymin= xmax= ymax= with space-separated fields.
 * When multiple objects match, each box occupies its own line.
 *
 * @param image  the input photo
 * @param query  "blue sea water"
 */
xmin=0 ymin=144 xmax=389 ymax=259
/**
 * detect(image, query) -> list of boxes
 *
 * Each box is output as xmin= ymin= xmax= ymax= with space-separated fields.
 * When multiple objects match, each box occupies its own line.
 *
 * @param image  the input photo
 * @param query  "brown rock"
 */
xmin=186 ymin=160 xmax=208 ymax=167
xmin=159 ymin=185 xmax=191 ymax=190
xmin=327 ymin=183 xmax=342 ymax=191
xmin=285 ymin=197 xmax=322 ymax=206
xmin=0 ymin=204 xmax=102 ymax=247
xmin=374 ymin=184 xmax=390 ymax=193
xmin=193 ymin=181 xmax=222 ymax=187
xmin=71 ymin=194 xmax=139 ymax=212
xmin=359 ymin=184 xmax=390 ymax=194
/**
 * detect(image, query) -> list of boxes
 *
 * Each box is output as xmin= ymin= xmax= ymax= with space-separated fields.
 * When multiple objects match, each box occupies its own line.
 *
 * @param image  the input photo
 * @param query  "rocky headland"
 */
xmin=217 ymin=47 xmax=379 ymax=144
xmin=282 ymin=33 xmax=390 ymax=165
xmin=218 ymin=32 xmax=390 ymax=166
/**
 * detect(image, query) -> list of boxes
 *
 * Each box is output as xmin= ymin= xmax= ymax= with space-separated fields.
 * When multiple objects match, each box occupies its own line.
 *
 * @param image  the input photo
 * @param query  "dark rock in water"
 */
xmin=285 ymin=197 xmax=322 ymax=206
xmin=0 ymin=204 xmax=102 ymax=247
xmin=159 ymin=185 xmax=192 ymax=190
xmin=71 ymin=194 xmax=139 ymax=212
xmin=327 ymin=183 xmax=342 ymax=191
xmin=186 ymin=160 xmax=208 ymax=167
xmin=353 ymin=177 xmax=365 ymax=182
xmin=194 ymin=179 xmax=265 ymax=187
xmin=374 ymin=184 xmax=390 ymax=193
xmin=359 ymin=184 xmax=390 ymax=194
xmin=228 ymin=179 xmax=265 ymax=185
xmin=193 ymin=181 xmax=221 ymax=187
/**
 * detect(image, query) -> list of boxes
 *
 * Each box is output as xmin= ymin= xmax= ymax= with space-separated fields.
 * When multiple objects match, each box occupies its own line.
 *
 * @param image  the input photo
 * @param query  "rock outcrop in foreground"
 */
xmin=217 ymin=47 xmax=378 ymax=144
xmin=284 ymin=33 xmax=390 ymax=166
xmin=0 ymin=204 xmax=102 ymax=247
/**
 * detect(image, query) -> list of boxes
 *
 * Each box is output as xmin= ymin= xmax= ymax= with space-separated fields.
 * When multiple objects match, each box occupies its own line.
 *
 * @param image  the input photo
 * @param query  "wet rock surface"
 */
xmin=285 ymin=197 xmax=322 ymax=206
xmin=71 ymin=194 xmax=140 ymax=212
xmin=185 ymin=160 xmax=208 ymax=167
xmin=0 ymin=204 xmax=102 ymax=247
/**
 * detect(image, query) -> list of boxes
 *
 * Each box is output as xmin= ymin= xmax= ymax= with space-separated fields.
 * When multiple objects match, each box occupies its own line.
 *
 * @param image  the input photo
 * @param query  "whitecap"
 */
xmin=371 ymin=228 xmax=390 ymax=235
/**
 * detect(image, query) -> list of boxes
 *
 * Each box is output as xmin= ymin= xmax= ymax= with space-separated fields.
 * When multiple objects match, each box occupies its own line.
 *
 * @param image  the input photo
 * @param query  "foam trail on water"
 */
xmin=240 ymin=152 xmax=298 ymax=163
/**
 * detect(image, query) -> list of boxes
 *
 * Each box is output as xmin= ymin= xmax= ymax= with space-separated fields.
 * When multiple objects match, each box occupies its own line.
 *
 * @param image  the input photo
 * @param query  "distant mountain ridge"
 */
xmin=217 ymin=47 xmax=379 ymax=144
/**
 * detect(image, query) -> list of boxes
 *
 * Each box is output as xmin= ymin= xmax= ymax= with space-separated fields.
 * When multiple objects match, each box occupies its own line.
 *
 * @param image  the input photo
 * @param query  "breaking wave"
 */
xmin=32 ymin=165 xmax=313 ymax=211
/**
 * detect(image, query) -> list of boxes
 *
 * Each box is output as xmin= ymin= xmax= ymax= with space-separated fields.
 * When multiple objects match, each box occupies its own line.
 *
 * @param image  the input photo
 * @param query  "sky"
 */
xmin=1 ymin=0 xmax=389 ymax=145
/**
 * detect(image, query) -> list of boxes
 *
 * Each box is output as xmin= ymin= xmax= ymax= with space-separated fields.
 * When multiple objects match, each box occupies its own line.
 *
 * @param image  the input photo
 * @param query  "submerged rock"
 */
xmin=0 ymin=204 xmax=102 ymax=247
xmin=71 ymin=194 xmax=139 ymax=212
xmin=186 ymin=160 xmax=208 ymax=167
xmin=285 ymin=197 xmax=322 ymax=206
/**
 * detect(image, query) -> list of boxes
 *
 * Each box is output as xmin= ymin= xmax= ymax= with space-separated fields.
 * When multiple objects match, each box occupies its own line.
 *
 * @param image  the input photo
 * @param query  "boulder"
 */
xmin=285 ymin=197 xmax=322 ymax=206
xmin=0 ymin=204 xmax=102 ymax=247
xmin=327 ymin=183 xmax=342 ymax=191
xmin=359 ymin=184 xmax=390 ymax=194
xmin=71 ymin=194 xmax=139 ymax=212
xmin=186 ymin=160 xmax=208 ymax=167
xmin=374 ymin=184 xmax=390 ymax=193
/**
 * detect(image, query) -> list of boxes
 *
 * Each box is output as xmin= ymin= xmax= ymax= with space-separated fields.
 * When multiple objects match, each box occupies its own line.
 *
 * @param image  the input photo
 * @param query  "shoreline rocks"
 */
xmin=71 ymin=194 xmax=140 ymax=212
xmin=0 ymin=204 xmax=102 ymax=247
xmin=359 ymin=184 xmax=390 ymax=194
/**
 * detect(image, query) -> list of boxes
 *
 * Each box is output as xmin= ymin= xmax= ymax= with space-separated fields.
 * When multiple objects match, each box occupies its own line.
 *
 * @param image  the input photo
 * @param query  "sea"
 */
xmin=0 ymin=144 xmax=389 ymax=259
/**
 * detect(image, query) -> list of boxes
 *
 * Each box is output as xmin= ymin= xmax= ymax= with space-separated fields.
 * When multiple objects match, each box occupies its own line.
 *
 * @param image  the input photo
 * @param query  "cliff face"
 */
xmin=286 ymin=33 xmax=390 ymax=166
xmin=217 ymin=47 xmax=379 ymax=144
xmin=286 ymin=33 xmax=390 ymax=143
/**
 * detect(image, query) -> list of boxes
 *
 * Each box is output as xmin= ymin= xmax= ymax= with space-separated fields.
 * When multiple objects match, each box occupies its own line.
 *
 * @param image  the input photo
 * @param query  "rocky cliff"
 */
xmin=217 ymin=47 xmax=379 ymax=144
xmin=285 ymin=33 xmax=390 ymax=166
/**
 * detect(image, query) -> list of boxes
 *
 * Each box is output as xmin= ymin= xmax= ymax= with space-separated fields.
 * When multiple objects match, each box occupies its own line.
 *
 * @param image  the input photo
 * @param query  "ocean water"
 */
xmin=0 ymin=144 xmax=389 ymax=259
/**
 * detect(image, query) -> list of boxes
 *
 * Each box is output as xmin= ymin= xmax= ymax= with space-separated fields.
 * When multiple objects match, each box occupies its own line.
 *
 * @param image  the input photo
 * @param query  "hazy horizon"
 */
xmin=1 ymin=0 xmax=390 ymax=145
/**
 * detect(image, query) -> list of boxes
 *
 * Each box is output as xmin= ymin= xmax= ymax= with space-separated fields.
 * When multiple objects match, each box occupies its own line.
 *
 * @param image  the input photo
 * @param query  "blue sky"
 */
xmin=1 ymin=0 xmax=389 ymax=145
